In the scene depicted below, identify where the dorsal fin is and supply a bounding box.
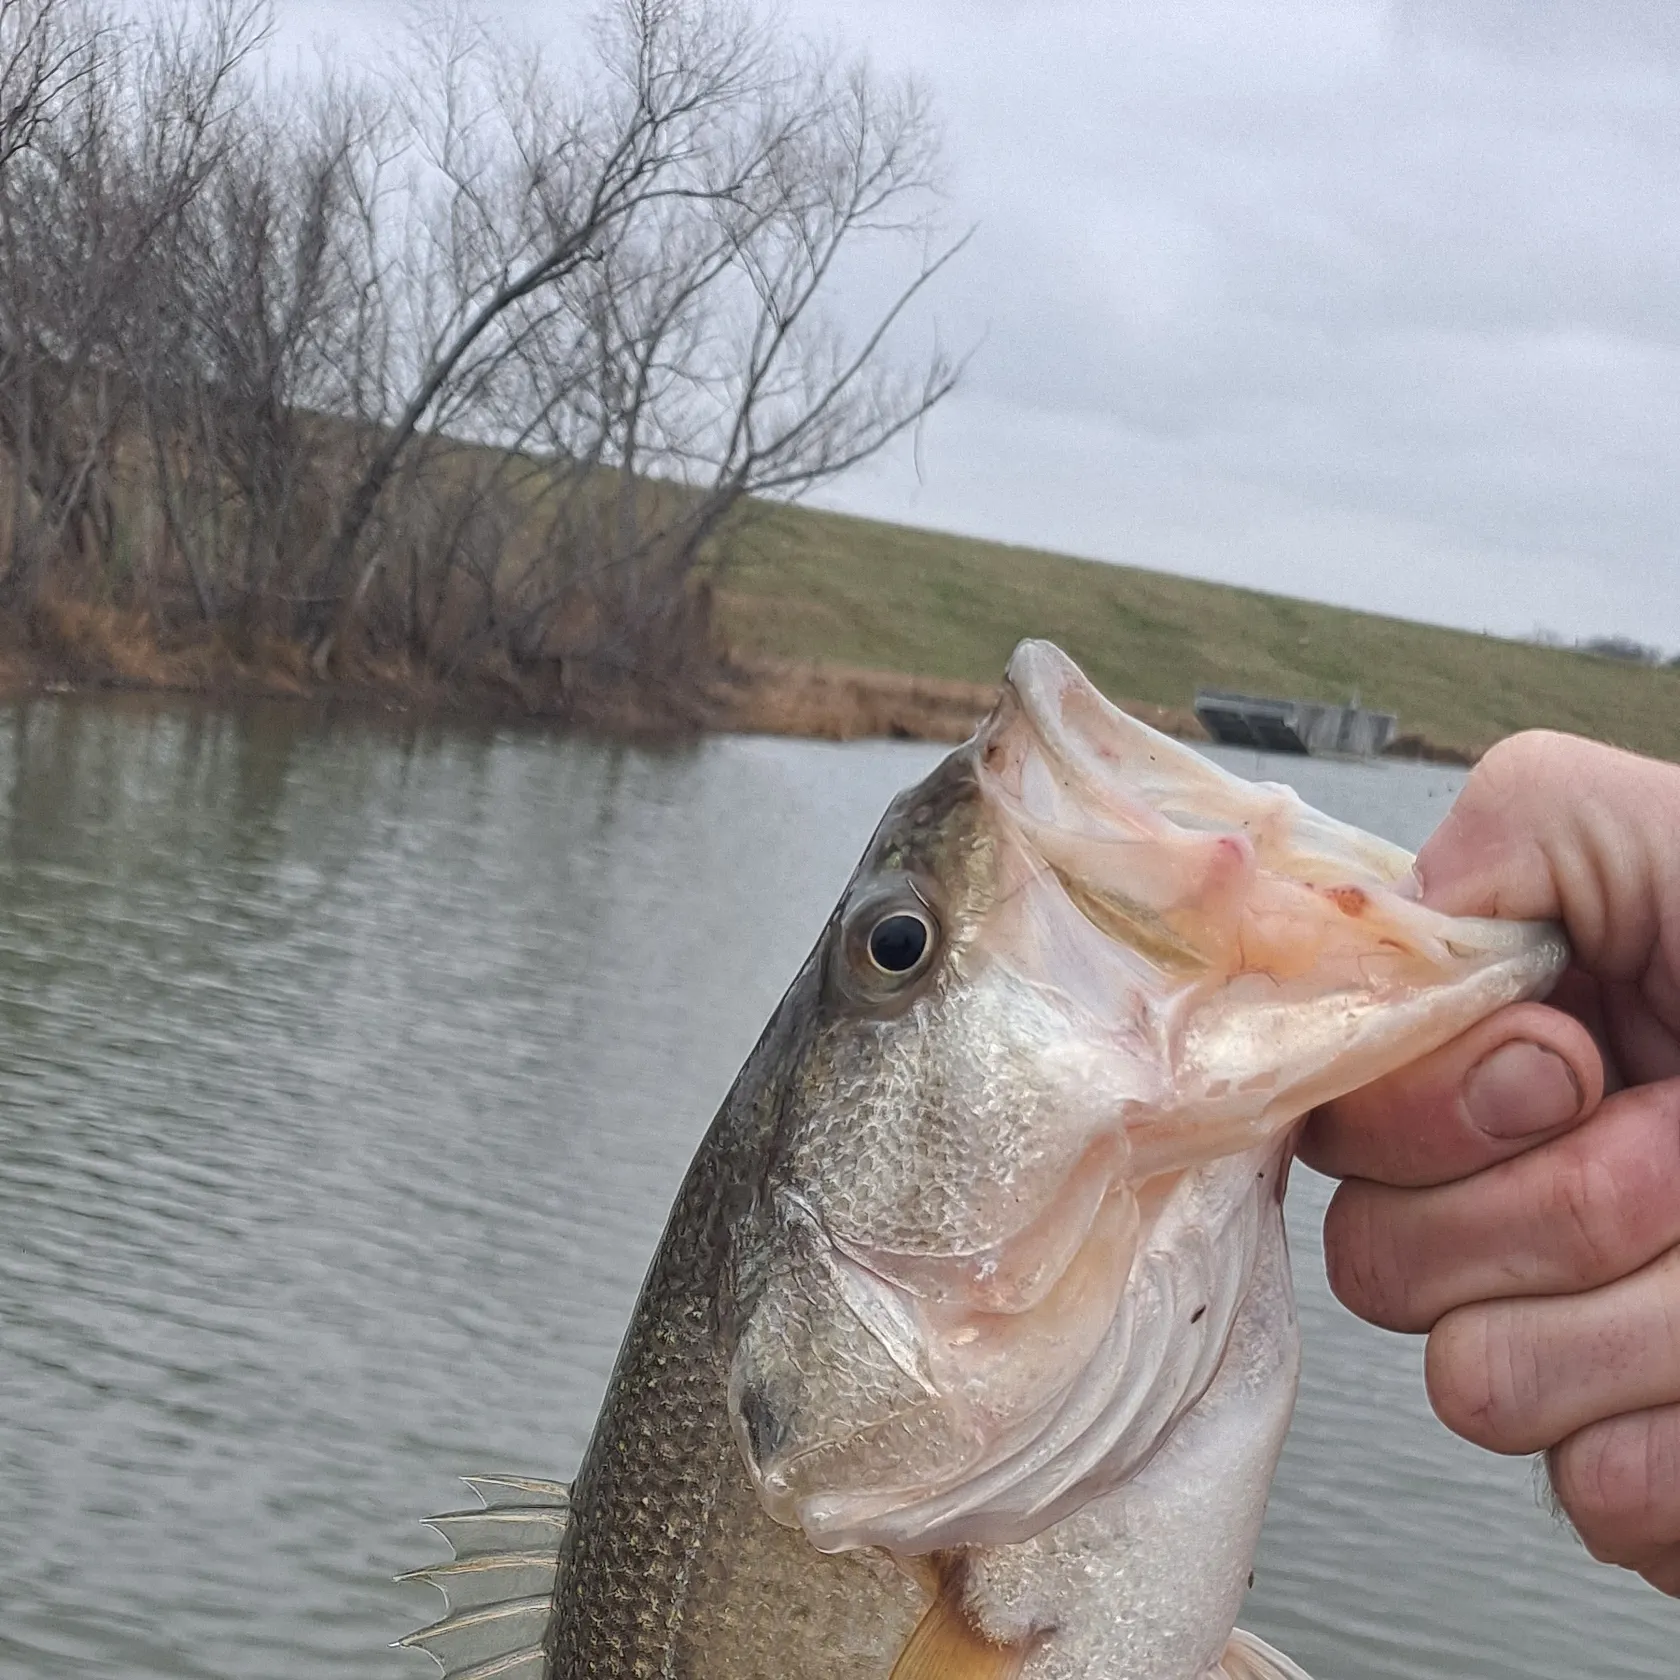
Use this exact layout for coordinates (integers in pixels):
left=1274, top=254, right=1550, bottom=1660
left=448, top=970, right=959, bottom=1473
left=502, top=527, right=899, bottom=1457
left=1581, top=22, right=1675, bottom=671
left=397, top=1475, right=570, bottom=1679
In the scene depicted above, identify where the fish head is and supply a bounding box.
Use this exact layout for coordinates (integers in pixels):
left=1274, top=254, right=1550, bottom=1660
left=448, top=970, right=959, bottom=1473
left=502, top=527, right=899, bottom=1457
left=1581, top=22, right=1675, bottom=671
left=725, top=639, right=1566, bottom=1557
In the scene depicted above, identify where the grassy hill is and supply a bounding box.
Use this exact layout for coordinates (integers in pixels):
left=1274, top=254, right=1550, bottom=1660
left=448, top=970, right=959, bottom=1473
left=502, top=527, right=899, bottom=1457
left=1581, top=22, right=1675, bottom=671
left=718, top=504, right=1680, bottom=761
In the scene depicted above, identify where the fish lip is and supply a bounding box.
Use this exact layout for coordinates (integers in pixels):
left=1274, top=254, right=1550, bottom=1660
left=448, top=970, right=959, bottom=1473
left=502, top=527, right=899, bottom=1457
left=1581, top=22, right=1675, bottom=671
left=976, top=639, right=1145, bottom=828
left=999, top=640, right=1109, bottom=765
left=999, top=639, right=1085, bottom=732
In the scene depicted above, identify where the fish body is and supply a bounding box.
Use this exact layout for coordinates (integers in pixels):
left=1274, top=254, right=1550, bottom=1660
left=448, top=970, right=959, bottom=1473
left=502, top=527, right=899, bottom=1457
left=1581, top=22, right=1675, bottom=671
left=403, top=643, right=1566, bottom=1680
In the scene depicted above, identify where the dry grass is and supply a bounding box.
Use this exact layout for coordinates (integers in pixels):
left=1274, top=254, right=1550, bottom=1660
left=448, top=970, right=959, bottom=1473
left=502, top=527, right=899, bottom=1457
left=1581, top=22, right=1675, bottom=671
left=27, top=596, right=188, bottom=686
left=715, top=655, right=1206, bottom=745
left=1, top=596, right=721, bottom=737
left=19, top=596, right=316, bottom=695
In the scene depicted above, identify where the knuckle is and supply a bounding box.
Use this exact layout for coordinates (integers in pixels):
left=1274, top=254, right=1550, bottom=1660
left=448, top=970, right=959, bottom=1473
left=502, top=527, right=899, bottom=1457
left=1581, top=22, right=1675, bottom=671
left=1550, top=1414, right=1677, bottom=1563
left=1459, top=732, right=1615, bottom=863
left=1470, top=731, right=1574, bottom=800
left=1426, top=1304, right=1541, bottom=1452
left=1541, top=1147, right=1629, bottom=1284
left=1323, top=1187, right=1413, bottom=1330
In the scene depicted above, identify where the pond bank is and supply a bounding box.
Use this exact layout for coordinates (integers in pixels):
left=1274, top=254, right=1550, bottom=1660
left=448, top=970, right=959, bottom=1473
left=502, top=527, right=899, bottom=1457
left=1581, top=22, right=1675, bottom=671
left=713, top=659, right=1473, bottom=762
left=0, top=603, right=1474, bottom=763
left=715, top=654, right=1207, bottom=746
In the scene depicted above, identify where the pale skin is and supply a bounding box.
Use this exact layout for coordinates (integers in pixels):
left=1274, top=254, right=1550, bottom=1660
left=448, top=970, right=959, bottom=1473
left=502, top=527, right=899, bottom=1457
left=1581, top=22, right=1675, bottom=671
left=1302, top=730, right=1680, bottom=1597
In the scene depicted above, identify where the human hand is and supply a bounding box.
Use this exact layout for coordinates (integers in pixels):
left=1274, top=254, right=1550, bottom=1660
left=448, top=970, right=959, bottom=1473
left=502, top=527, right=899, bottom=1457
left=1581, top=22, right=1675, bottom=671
left=1301, top=730, right=1680, bottom=1595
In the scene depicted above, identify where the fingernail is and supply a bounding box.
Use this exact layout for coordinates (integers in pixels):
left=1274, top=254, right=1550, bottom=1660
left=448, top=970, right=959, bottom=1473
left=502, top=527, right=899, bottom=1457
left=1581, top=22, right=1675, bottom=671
left=1462, top=1041, right=1582, bottom=1140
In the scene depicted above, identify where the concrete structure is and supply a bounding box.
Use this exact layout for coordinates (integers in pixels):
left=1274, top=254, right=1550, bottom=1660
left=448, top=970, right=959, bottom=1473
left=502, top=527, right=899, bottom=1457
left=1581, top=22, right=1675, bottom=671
left=1194, top=690, right=1398, bottom=757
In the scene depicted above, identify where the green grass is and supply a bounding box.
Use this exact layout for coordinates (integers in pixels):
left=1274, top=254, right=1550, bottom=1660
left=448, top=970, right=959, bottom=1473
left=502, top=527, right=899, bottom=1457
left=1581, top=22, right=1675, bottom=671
left=717, top=503, right=1680, bottom=760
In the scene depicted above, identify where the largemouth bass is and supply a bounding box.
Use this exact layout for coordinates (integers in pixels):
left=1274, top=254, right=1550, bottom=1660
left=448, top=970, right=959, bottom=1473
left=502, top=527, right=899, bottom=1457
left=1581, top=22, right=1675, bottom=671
left=401, top=641, right=1566, bottom=1680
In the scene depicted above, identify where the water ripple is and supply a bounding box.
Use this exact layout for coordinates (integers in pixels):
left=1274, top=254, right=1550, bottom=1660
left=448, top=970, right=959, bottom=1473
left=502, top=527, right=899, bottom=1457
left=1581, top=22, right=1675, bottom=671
left=0, top=698, right=1670, bottom=1677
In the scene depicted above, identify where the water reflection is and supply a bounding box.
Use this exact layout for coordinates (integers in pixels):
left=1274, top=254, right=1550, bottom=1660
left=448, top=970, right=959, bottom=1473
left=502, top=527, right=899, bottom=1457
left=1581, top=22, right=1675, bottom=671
left=0, top=699, right=1669, bottom=1679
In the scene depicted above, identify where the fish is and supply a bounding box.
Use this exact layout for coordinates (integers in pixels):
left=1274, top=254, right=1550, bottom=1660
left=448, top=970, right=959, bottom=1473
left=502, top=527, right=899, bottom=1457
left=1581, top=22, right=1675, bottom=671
left=399, top=640, right=1567, bottom=1680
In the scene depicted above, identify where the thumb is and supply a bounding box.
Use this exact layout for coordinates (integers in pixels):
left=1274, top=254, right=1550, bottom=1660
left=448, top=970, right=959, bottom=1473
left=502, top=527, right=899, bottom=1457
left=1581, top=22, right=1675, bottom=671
left=1416, top=731, right=1680, bottom=988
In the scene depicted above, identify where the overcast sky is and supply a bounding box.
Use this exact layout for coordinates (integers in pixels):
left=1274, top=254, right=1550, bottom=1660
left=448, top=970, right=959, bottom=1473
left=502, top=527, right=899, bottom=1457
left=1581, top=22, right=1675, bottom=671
left=260, top=0, right=1680, bottom=646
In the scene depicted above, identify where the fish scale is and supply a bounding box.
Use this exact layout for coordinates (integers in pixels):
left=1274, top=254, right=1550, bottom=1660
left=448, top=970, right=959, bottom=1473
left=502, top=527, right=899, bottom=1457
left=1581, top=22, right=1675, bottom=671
left=534, top=975, right=924, bottom=1678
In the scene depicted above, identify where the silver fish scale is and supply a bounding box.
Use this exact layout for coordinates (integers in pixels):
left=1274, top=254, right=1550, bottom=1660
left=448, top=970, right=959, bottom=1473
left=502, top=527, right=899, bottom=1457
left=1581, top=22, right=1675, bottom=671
left=541, top=966, right=925, bottom=1677
left=784, top=971, right=1104, bottom=1260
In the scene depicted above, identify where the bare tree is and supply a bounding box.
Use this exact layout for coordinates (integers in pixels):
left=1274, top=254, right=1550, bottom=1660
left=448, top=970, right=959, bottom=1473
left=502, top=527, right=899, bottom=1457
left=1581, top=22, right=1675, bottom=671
left=130, top=68, right=386, bottom=632
left=534, top=54, right=961, bottom=690
left=0, top=0, right=263, bottom=604
left=0, top=0, right=96, bottom=177
left=307, top=0, right=960, bottom=684
left=0, top=0, right=962, bottom=723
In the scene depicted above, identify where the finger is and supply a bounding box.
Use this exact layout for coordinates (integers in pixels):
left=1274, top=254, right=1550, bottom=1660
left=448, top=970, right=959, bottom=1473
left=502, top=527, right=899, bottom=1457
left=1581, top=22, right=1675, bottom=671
left=1637, top=1545, right=1680, bottom=1597
left=1548, top=1402, right=1680, bottom=1570
left=1425, top=1246, right=1680, bottom=1455
left=1416, top=731, right=1680, bottom=989
left=1323, top=1078, right=1680, bottom=1332
left=1300, top=1001, right=1601, bottom=1187
left=1542, top=966, right=1625, bottom=1095
left=1599, top=975, right=1680, bottom=1089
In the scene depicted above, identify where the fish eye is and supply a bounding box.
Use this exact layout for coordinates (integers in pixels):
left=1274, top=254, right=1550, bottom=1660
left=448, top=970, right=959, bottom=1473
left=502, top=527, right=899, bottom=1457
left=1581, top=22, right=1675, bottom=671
left=866, top=911, right=931, bottom=975
left=840, top=880, right=940, bottom=998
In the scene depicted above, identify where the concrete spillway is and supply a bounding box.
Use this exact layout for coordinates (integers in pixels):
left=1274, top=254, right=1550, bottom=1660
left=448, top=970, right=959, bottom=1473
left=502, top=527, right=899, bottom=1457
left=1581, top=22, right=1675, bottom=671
left=1194, top=690, right=1398, bottom=757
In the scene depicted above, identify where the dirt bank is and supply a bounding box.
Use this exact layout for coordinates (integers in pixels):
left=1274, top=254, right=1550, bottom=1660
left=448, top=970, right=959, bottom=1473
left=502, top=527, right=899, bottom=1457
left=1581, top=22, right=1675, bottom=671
left=713, top=655, right=1207, bottom=744
left=712, top=660, right=1476, bottom=763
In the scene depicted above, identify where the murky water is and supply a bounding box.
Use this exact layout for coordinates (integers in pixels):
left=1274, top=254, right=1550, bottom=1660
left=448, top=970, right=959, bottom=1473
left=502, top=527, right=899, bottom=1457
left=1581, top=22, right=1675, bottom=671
left=0, top=698, right=1671, bottom=1679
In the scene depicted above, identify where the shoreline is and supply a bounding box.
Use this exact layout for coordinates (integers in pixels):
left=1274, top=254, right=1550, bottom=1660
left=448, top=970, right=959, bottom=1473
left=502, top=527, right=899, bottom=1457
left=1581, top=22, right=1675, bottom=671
left=717, top=655, right=1209, bottom=746
left=0, top=619, right=1477, bottom=764
left=682, top=657, right=1472, bottom=763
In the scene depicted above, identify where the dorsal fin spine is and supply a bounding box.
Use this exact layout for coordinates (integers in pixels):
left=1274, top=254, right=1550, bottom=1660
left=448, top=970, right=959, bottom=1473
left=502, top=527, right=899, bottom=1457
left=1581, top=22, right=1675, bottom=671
left=396, top=1474, right=571, bottom=1679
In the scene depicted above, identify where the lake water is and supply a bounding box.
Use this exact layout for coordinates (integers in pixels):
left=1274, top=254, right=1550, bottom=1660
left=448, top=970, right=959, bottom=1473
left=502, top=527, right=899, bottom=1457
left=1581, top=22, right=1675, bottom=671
left=0, top=698, right=1672, bottom=1680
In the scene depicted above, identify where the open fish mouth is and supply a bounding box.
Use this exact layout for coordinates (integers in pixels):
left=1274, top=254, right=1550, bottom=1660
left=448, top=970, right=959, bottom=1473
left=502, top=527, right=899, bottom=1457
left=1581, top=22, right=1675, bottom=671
left=729, top=640, right=1568, bottom=1558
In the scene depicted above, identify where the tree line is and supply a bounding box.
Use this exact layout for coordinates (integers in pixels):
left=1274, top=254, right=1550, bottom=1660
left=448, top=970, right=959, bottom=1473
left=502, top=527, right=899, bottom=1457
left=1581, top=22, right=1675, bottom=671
left=0, top=0, right=959, bottom=713
left=1529, top=629, right=1678, bottom=668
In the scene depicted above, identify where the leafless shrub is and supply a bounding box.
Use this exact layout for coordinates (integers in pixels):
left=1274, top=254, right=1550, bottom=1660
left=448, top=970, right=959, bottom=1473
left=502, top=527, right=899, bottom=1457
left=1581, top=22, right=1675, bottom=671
left=303, top=0, right=961, bottom=703
left=0, top=0, right=97, bottom=175
left=0, top=0, right=263, bottom=604
left=129, top=66, right=388, bottom=633
left=0, top=0, right=962, bottom=721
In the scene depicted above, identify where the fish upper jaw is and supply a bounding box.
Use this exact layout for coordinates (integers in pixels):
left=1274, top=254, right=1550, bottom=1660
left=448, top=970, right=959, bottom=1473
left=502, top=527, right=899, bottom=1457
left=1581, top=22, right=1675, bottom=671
left=977, top=640, right=1570, bottom=1173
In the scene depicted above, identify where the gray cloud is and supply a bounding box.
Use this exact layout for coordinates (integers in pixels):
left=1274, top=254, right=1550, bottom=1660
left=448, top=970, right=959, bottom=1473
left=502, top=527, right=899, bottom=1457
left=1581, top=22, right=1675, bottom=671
left=264, top=0, right=1680, bottom=646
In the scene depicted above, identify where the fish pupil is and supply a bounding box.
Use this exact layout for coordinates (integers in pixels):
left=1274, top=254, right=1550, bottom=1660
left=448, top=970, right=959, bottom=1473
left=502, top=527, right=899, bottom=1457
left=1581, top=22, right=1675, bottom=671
left=868, top=912, right=929, bottom=973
